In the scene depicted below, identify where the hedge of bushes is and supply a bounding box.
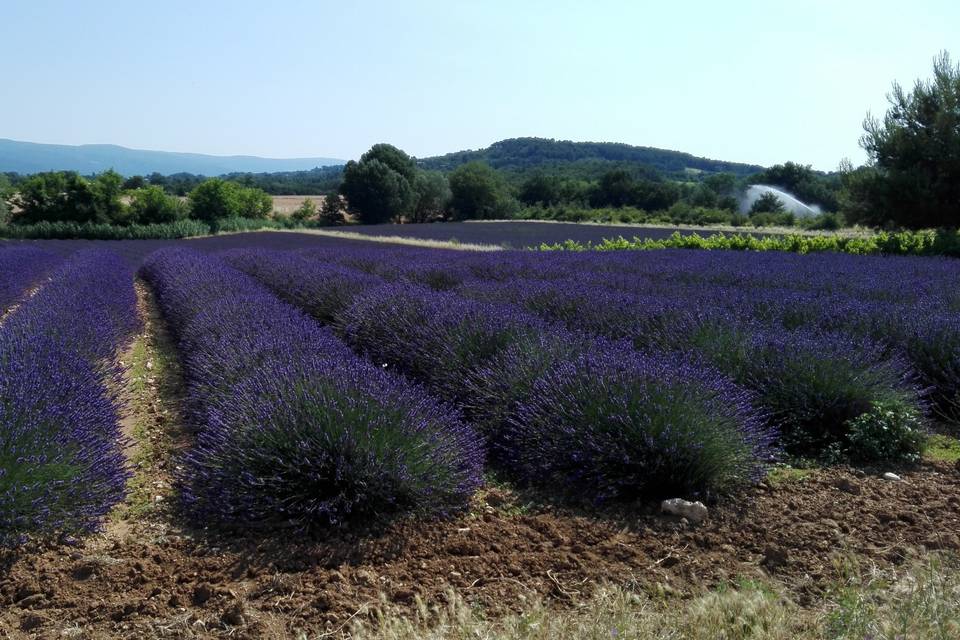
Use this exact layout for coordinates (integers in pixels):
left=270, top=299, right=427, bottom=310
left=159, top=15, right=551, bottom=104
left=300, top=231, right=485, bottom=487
left=539, top=229, right=960, bottom=257
left=140, top=248, right=483, bottom=530
left=0, top=217, right=329, bottom=240
left=0, top=250, right=137, bottom=545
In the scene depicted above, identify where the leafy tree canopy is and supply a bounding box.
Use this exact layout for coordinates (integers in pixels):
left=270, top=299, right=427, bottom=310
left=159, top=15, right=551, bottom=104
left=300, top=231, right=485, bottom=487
left=847, top=51, right=960, bottom=228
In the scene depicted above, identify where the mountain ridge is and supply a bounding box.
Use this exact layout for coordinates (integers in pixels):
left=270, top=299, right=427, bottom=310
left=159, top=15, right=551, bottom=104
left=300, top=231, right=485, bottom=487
left=0, top=138, right=345, bottom=176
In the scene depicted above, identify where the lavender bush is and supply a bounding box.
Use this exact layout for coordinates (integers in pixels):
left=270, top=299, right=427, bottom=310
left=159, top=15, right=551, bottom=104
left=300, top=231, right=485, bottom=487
left=502, top=348, right=776, bottom=501
left=140, top=248, right=483, bottom=530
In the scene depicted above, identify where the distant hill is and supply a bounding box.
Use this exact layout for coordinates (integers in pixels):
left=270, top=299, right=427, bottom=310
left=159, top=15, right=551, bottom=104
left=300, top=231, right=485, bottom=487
left=0, top=139, right=344, bottom=177
left=419, top=137, right=765, bottom=178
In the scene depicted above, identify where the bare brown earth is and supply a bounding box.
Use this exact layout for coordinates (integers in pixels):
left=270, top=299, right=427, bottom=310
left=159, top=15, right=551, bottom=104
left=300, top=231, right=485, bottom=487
left=1, top=462, right=958, bottom=638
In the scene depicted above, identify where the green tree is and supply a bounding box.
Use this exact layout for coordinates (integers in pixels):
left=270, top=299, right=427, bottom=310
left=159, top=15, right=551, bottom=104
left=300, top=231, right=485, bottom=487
left=188, top=179, right=238, bottom=221
left=128, top=185, right=187, bottom=224
left=321, top=193, right=345, bottom=225
left=850, top=51, right=960, bottom=228
left=122, top=175, right=147, bottom=190
left=340, top=156, right=414, bottom=224
left=235, top=186, right=273, bottom=218
left=750, top=192, right=786, bottom=214
left=519, top=173, right=564, bottom=206
left=12, top=172, right=96, bottom=224
left=410, top=171, right=451, bottom=222
left=90, top=170, right=127, bottom=224
left=590, top=169, right=637, bottom=208
left=292, top=198, right=317, bottom=222
left=187, top=179, right=272, bottom=221
left=0, top=175, right=11, bottom=224
left=448, top=161, right=516, bottom=220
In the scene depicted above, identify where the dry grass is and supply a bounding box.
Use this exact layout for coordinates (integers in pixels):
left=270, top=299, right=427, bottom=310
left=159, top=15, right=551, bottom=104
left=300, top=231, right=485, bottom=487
left=272, top=195, right=329, bottom=215
left=282, top=228, right=503, bottom=251
left=333, top=554, right=960, bottom=640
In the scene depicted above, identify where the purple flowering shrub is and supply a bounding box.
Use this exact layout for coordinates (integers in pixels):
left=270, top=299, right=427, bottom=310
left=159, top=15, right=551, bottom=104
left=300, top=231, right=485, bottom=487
left=140, top=248, right=483, bottom=530
left=691, top=323, right=926, bottom=461
left=244, top=255, right=776, bottom=499
left=222, top=249, right=382, bottom=324
left=336, top=283, right=546, bottom=404
left=0, top=246, right=60, bottom=314
left=502, top=349, right=776, bottom=501
left=0, top=250, right=136, bottom=545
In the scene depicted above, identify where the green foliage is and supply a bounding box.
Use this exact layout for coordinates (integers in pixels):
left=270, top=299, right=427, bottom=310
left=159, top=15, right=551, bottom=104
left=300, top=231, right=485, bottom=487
left=515, top=203, right=836, bottom=229
left=847, top=51, right=960, bottom=228
left=845, top=401, right=926, bottom=464
left=448, top=161, right=517, bottom=220
left=321, top=193, right=346, bottom=225
left=420, top=136, right=765, bottom=178
left=0, top=175, right=11, bottom=224
left=340, top=145, right=418, bottom=224
left=11, top=170, right=127, bottom=225
left=518, top=173, right=587, bottom=207
left=749, top=192, right=786, bottom=214
left=0, top=219, right=211, bottom=240
left=749, top=162, right=840, bottom=211
left=925, top=434, right=960, bottom=462
left=187, top=178, right=272, bottom=221
left=128, top=185, right=188, bottom=224
left=410, top=171, right=451, bottom=223
left=538, top=229, right=960, bottom=257
left=291, top=197, right=317, bottom=221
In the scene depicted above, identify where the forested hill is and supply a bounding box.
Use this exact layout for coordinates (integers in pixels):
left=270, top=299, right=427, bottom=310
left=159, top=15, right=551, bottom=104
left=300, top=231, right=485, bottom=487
left=418, top=137, right=766, bottom=178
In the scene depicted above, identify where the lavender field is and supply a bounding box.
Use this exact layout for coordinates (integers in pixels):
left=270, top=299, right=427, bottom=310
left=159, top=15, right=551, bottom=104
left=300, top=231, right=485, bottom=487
left=1, top=235, right=959, bottom=636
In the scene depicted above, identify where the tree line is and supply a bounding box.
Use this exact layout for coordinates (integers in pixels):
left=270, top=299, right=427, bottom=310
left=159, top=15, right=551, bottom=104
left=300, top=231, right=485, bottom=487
left=0, top=172, right=347, bottom=227
left=3, top=52, right=957, bottom=231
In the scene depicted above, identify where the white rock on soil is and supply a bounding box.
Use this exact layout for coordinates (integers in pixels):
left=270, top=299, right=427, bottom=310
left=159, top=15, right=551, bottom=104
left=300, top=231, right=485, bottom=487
left=661, top=498, right=708, bottom=524
left=882, top=472, right=902, bottom=482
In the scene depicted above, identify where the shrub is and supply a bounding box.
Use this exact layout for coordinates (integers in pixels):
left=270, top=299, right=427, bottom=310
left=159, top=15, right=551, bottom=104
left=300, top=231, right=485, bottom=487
left=188, top=179, right=272, bottom=222
left=0, top=219, right=211, bottom=240
left=128, top=185, right=187, bottom=224
left=321, top=193, right=346, bottom=225
left=537, top=229, right=960, bottom=258
left=336, top=283, right=545, bottom=403
left=845, top=401, right=926, bottom=464
left=140, top=249, right=483, bottom=530
left=696, top=326, right=925, bottom=461
left=223, top=250, right=381, bottom=324
left=291, top=198, right=317, bottom=221
left=502, top=349, right=776, bottom=501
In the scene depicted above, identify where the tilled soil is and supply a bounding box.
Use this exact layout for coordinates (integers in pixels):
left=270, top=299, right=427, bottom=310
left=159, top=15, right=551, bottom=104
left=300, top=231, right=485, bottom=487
left=1, top=462, right=958, bottom=639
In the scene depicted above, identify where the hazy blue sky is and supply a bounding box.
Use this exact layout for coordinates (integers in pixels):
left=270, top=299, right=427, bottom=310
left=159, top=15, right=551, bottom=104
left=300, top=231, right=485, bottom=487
left=1, top=0, right=956, bottom=169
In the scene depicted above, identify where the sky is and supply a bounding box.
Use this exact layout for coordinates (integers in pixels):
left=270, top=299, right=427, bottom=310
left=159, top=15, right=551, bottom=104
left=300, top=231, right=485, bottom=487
left=1, top=0, right=957, bottom=170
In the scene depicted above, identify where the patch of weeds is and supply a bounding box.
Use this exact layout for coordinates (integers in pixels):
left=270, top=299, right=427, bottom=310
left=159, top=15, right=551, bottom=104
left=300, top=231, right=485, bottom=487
left=766, top=465, right=814, bottom=488
left=925, top=434, right=960, bottom=463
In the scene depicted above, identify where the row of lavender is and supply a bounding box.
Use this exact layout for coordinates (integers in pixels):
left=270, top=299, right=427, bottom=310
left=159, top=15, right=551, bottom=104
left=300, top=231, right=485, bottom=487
left=0, top=246, right=61, bottom=315
left=223, top=250, right=775, bottom=506
left=0, top=249, right=137, bottom=545
left=278, top=246, right=945, bottom=463
left=139, top=249, right=483, bottom=530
